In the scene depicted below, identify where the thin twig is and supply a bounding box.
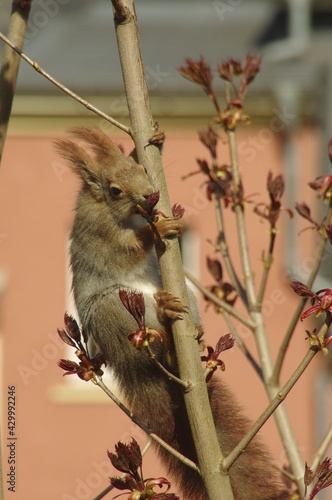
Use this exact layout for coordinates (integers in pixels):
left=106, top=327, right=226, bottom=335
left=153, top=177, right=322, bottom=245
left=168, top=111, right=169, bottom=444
left=146, top=344, right=189, bottom=390
left=0, top=31, right=131, bottom=136
left=272, top=198, right=332, bottom=386
left=214, top=196, right=248, bottom=307
left=222, top=346, right=318, bottom=472
left=184, top=267, right=254, bottom=329
left=271, top=462, right=296, bottom=483
left=93, top=375, right=200, bottom=474
left=222, top=310, right=263, bottom=380
left=272, top=297, right=306, bottom=384
left=93, top=485, right=113, bottom=500
left=310, top=422, right=332, bottom=475
left=228, top=130, right=257, bottom=310
left=257, top=231, right=276, bottom=306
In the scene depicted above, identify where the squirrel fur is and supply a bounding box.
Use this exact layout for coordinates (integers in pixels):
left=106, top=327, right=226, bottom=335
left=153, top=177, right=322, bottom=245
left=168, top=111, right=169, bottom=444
left=55, top=127, right=288, bottom=499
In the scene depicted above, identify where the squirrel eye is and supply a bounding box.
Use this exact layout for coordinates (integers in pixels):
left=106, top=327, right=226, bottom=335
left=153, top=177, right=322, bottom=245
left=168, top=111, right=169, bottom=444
left=109, top=185, right=123, bottom=198
left=143, top=166, right=148, bottom=174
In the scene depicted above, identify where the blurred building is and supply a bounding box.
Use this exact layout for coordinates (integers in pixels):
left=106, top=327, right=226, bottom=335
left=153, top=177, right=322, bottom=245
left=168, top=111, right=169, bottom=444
left=0, top=1, right=332, bottom=499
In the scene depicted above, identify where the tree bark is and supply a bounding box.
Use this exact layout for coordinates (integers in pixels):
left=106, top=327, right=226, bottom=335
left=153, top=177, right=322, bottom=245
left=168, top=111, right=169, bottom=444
left=112, top=1, right=234, bottom=498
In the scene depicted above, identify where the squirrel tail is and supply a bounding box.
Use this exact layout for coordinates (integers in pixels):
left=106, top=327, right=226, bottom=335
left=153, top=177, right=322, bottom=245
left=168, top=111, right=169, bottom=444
left=130, top=377, right=289, bottom=500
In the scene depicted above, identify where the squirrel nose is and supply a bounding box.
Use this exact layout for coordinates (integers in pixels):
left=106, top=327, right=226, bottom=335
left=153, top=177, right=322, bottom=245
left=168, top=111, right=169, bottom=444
left=143, top=188, right=154, bottom=199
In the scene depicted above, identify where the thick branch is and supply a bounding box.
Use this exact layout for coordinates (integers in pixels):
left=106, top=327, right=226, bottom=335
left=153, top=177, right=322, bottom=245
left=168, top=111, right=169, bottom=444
left=112, top=2, right=234, bottom=497
left=0, top=32, right=130, bottom=136
left=0, top=1, right=31, bottom=163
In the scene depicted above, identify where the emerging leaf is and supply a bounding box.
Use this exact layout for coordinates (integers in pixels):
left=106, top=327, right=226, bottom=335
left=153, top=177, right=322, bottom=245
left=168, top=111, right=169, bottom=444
left=177, top=56, right=213, bottom=94
left=108, top=439, right=142, bottom=476
left=290, top=280, right=315, bottom=298
left=207, top=257, right=223, bottom=284
left=304, top=458, right=332, bottom=499
left=242, top=53, right=262, bottom=84
left=64, top=314, right=82, bottom=343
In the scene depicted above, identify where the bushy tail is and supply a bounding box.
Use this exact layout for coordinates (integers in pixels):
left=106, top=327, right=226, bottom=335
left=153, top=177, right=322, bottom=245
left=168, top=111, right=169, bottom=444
left=130, top=377, right=289, bottom=500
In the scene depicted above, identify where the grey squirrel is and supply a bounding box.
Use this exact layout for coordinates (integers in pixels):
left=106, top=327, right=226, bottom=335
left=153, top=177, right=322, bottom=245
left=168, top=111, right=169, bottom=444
left=55, top=127, right=288, bottom=499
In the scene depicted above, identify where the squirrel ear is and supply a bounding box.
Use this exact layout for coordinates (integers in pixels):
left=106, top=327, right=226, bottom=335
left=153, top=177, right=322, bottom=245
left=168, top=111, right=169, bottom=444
left=54, top=138, right=103, bottom=200
left=69, top=127, right=123, bottom=162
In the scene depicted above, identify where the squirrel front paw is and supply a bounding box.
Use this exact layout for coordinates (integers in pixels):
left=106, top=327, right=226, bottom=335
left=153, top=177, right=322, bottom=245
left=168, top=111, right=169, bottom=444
left=154, top=217, right=182, bottom=240
left=154, top=290, right=188, bottom=321
left=148, top=122, right=165, bottom=148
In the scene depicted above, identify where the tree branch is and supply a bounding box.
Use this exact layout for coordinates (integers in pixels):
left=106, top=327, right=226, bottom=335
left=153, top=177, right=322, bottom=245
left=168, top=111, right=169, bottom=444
left=257, top=232, right=276, bottom=306
left=228, top=130, right=257, bottom=310
left=94, top=376, right=199, bottom=474
left=227, top=126, right=306, bottom=495
left=214, top=196, right=248, bottom=307
left=184, top=267, right=262, bottom=378
left=310, top=422, right=332, bottom=476
left=146, top=344, right=189, bottom=390
left=222, top=346, right=319, bottom=472
left=222, top=310, right=263, bottom=379
left=184, top=267, right=255, bottom=329
left=0, top=31, right=131, bottom=136
left=0, top=1, right=31, bottom=163
left=272, top=197, right=332, bottom=386
left=112, top=2, right=234, bottom=497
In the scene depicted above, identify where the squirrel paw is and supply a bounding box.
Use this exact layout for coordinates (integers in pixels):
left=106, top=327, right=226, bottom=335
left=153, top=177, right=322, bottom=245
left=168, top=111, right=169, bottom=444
left=155, top=217, right=182, bottom=240
left=148, top=122, right=165, bottom=147
left=195, top=324, right=205, bottom=342
left=154, top=290, right=188, bottom=321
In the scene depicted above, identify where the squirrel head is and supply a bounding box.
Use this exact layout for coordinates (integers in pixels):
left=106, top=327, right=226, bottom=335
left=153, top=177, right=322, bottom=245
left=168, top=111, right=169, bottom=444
left=55, top=127, right=154, bottom=225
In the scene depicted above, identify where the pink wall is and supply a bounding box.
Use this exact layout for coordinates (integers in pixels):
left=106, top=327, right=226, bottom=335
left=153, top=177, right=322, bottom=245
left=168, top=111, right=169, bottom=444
left=0, top=127, right=329, bottom=499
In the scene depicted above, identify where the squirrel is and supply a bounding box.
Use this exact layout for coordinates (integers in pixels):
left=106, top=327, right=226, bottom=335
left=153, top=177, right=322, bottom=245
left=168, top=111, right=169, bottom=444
left=55, top=127, right=288, bottom=499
